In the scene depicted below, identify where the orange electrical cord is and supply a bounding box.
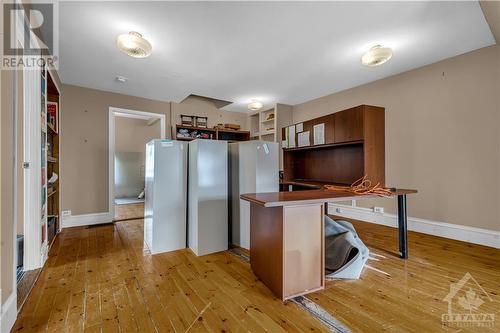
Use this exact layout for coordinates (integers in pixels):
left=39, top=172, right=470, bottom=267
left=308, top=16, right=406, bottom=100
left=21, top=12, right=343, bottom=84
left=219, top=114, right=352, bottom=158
left=324, top=175, right=393, bottom=197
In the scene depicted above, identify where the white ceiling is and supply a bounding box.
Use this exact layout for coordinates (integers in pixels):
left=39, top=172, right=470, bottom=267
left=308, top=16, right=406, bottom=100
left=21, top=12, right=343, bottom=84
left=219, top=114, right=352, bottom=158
left=58, top=1, right=495, bottom=112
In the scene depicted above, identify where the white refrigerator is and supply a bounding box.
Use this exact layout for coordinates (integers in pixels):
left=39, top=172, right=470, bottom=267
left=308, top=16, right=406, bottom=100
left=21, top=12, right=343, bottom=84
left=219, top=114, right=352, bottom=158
left=229, top=141, right=279, bottom=249
left=188, top=139, right=228, bottom=256
left=144, top=139, right=188, bottom=254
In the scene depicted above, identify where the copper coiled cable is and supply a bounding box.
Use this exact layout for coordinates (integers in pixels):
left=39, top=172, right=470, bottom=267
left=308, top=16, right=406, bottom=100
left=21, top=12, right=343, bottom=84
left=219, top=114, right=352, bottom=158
left=324, top=175, right=393, bottom=197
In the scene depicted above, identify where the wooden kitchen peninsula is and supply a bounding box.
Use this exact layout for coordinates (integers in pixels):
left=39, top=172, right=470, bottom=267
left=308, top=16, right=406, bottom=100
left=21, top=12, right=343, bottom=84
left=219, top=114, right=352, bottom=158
left=240, top=187, right=417, bottom=301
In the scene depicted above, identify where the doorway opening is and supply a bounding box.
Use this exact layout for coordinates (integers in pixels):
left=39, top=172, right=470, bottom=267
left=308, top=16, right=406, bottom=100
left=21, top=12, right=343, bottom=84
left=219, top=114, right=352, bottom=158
left=109, top=107, right=165, bottom=221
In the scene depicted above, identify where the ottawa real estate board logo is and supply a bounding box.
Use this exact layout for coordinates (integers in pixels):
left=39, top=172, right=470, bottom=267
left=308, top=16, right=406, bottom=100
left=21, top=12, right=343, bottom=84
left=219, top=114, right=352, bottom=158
left=442, top=272, right=495, bottom=328
left=2, top=2, right=58, bottom=69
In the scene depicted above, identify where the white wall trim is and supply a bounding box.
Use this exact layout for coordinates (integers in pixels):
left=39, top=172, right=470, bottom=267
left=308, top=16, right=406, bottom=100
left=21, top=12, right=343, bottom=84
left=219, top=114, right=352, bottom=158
left=108, top=107, right=166, bottom=220
left=329, top=203, right=500, bottom=249
left=0, top=291, right=17, bottom=333
left=62, top=212, right=113, bottom=228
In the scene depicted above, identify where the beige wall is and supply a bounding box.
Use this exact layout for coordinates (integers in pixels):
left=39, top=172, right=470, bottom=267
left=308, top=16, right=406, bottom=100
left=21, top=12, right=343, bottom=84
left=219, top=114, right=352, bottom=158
left=292, top=45, right=500, bottom=231
left=480, top=0, right=500, bottom=43
left=61, top=85, right=171, bottom=215
left=1, top=69, right=15, bottom=304
left=115, top=117, right=160, bottom=153
left=171, top=95, right=249, bottom=134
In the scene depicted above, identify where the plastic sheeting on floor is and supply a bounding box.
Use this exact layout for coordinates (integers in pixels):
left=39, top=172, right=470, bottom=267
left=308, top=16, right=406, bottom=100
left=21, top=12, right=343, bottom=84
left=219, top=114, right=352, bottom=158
left=325, top=216, right=369, bottom=279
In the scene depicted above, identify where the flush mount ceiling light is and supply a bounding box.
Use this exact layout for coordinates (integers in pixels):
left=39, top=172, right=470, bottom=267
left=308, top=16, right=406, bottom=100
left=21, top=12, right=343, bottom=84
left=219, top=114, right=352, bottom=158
left=116, top=31, right=152, bottom=58
left=115, top=75, right=128, bottom=83
left=361, top=45, right=393, bottom=67
left=247, top=100, right=264, bottom=111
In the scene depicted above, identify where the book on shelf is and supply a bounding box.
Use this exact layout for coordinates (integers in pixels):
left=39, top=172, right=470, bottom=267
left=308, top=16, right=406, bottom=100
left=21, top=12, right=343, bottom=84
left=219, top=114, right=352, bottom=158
left=47, top=102, right=58, bottom=133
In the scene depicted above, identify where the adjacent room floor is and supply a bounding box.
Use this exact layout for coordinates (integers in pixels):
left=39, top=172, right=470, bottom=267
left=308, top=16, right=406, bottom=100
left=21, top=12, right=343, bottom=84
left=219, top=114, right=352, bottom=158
left=12, top=216, right=499, bottom=332
left=114, top=198, right=145, bottom=206
left=114, top=203, right=145, bottom=221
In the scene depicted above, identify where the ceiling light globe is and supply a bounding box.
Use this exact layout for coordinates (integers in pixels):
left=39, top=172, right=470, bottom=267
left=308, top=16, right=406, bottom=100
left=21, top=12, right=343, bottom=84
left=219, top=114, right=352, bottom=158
left=248, top=101, right=263, bottom=111
left=361, top=45, right=393, bottom=67
left=117, top=31, right=152, bottom=58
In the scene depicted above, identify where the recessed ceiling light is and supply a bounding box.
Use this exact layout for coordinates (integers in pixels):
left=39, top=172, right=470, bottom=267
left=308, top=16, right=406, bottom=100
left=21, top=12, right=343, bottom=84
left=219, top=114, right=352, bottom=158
left=361, top=45, right=393, bottom=67
left=248, top=100, right=263, bottom=111
left=116, top=31, right=152, bottom=58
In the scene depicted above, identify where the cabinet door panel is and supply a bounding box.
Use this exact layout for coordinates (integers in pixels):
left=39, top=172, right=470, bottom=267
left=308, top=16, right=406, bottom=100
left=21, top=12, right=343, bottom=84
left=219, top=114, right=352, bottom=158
left=334, top=107, right=364, bottom=143
left=283, top=204, right=324, bottom=300
left=310, top=114, right=335, bottom=145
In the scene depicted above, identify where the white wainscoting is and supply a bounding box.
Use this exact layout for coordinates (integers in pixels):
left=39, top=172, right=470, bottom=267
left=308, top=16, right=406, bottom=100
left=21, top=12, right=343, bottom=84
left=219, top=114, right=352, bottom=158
left=0, top=291, right=17, bottom=333
left=62, top=212, right=113, bottom=228
left=328, top=203, right=500, bottom=249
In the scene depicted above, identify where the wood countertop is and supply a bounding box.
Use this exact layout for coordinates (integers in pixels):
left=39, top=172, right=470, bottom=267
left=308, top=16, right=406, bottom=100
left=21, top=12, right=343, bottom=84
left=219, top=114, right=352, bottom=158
left=241, top=184, right=417, bottom=208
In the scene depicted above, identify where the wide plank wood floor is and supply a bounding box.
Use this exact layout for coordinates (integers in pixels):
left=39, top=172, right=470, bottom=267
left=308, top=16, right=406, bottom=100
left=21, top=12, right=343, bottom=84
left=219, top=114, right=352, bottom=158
left=12, top=215, right=500, bottom=332
left=315, top=217, right=500, bottom=332
left=12, top=219, right=327, bottom=333
left=114, top=203, right=144, bottom=221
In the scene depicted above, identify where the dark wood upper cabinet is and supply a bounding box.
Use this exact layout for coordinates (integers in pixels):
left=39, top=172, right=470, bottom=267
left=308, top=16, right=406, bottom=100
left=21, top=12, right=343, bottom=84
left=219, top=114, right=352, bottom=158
left=334, top=106, right=364, bottom=143
left=282, top=104, right=385, bottom=187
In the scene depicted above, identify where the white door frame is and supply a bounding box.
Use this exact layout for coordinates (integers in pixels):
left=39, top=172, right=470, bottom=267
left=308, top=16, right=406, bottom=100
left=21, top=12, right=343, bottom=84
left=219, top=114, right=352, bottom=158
left=108, top=107, right=166, bottom=220
left=21, top=15, right=43, bottom=272
left=23, top=66, right=46, bottom=271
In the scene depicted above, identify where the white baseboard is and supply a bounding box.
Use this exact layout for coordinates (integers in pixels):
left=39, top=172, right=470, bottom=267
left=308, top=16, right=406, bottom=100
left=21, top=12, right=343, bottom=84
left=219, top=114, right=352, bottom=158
left=0, top=291, right=17, bottom=333
left=328, top=203, right=500, bottom=249
left=62, top=212, right=113, bottom=228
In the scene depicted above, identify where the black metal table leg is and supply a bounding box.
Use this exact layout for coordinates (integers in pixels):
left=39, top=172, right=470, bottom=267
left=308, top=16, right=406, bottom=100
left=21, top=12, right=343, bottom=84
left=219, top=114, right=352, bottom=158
left=397, top=194, right=408, bottom=259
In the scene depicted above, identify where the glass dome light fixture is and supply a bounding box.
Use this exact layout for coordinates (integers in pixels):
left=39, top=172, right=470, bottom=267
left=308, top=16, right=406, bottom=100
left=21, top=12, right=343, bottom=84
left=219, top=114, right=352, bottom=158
left=248, top=100, right=264, bottom=111
left=116, top=31, right=152, bottom=58
left=361, top=45, right=393, bottom=67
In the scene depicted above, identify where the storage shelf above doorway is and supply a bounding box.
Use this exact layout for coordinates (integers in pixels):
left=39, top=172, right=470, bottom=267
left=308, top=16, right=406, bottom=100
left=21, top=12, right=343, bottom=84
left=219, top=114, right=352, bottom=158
left=175, top=124, right=250, bottom=142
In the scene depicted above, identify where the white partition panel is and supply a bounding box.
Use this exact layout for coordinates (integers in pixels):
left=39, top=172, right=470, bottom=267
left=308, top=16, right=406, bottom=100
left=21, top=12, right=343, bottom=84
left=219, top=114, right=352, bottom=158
left=229, top=141, right=279, bottom=249
left=144, top=140, right=187, bottom=254
left=188, top=140, right=228, bottom=256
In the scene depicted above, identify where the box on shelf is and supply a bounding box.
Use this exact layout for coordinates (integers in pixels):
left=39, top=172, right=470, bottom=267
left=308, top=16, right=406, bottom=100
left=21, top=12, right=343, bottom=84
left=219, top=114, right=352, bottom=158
left=194, top=116, right=208, bottom=128
left=224, top=123, right=241, bottom=130
left=180, top=114, right=194, bottom=126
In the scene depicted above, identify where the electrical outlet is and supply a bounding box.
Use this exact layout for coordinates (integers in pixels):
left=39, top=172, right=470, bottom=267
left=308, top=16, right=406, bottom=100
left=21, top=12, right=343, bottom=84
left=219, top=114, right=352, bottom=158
left=373, top=207, right=384, bottom=214
left=62, top=210, right=72, bottom=217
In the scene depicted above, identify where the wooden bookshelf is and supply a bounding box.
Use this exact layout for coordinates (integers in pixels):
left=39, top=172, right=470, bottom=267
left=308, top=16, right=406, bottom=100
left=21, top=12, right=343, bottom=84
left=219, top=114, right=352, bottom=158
left=46, top=71, right=60, bottom=246
left=216, top=128, right=250, bottom=142
left=282, top=105, right=385, bottom=186
left=175, top=124, right=250, bottom=142
left=175, top=124, right=216, bottom=140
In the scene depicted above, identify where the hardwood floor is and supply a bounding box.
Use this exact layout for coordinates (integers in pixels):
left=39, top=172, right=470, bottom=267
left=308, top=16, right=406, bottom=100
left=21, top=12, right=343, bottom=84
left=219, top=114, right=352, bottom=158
left=315, top=217, right=500, bottom=332
left=114, top=203, right=144, bottom=221
left=12, top=216, right=499, bottom=332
